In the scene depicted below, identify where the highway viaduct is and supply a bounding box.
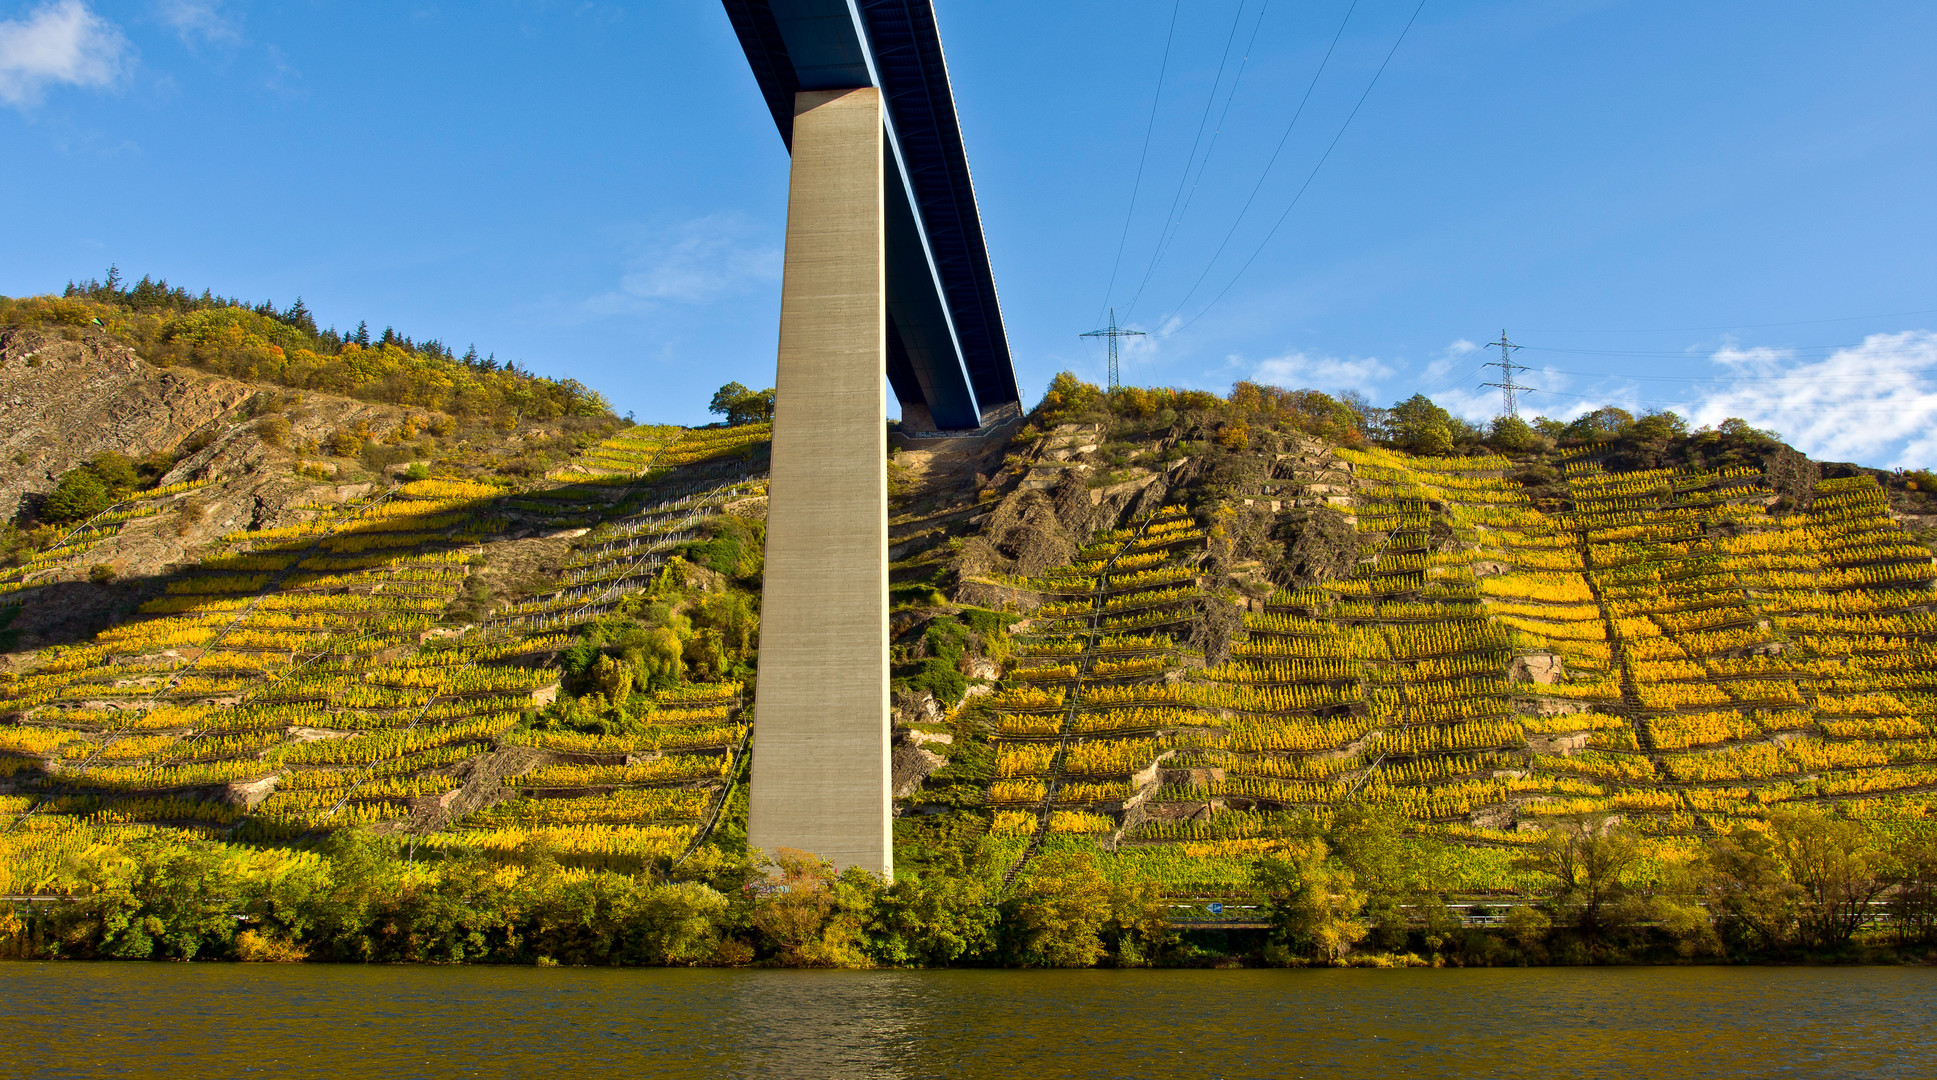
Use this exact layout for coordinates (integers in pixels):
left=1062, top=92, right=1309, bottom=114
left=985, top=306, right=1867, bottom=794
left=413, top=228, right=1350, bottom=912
left=721, top=0, right=1020, bottom=877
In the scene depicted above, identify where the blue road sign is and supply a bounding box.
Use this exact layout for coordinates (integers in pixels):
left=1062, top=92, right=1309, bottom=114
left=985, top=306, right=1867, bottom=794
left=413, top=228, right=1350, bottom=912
left=1208, top=902, right=1224, bottom=916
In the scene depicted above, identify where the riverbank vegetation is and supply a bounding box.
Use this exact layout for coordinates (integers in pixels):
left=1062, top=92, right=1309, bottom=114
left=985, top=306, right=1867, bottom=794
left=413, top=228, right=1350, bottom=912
left=1, top=805, right=1929, bottom=967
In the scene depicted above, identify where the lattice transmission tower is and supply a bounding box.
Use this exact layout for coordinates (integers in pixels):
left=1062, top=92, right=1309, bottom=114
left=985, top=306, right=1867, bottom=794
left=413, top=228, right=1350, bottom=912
left=1481, top=329, right=1535, bottom=418
left=1081, top=308, right=1145, bottom=390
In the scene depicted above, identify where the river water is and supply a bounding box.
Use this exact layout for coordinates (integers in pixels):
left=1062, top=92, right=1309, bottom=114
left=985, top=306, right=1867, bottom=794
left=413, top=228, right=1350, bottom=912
left=1, top=964, right=1931, bottom=1079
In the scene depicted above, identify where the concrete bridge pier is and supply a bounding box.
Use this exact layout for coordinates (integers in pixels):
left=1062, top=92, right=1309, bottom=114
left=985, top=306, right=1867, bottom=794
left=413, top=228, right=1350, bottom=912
left=746, top=87, right=893, bottom=880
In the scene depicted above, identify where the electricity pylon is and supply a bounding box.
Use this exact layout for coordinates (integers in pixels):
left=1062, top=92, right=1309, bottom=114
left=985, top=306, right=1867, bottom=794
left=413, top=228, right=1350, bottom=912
left=1081, top=308, right=1145, bottom=390
left=1481, top=329, right=1534, bottom=418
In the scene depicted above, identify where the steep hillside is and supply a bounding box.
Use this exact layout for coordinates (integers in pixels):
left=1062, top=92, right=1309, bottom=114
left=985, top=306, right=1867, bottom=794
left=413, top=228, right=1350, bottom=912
left=0, top=334, right=770, bottom=873
left=4, top=318, right=1936, bottom=963
left=0, top=323, right=624, bottom=657
left=0, top=327, right=250, bottom=523
left=877, top=387, right=1937, bottom=889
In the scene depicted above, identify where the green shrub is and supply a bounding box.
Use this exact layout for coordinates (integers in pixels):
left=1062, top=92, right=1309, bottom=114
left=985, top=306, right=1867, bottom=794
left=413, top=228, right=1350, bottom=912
left=890, top=582, right=948, bottom=609
left=1486, top=414, right=1544, bottom=453
left=674, top=517, right=762, bottom=580
left=39, top=469, right=111, bottom=524
left=359, top=442, right=411, bottom=472
left=37, top=451, right=154, bottom=524
left=895, top=619, right=971, bottom=704
left=957, top=607, right=1015, bottom=637
left=87, top=452, right=139, bottom=493
left=631, top=626, right=685, bottom=688
left=677, top=538, right=743, bottom=578
left=588, top=653, right=634, bottom=703
left=908, top=656, right=966, bottom=706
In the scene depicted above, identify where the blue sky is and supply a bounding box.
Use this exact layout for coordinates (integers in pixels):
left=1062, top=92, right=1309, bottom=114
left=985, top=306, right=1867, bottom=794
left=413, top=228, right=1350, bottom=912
left=3, top=1, right=1934, bottom=467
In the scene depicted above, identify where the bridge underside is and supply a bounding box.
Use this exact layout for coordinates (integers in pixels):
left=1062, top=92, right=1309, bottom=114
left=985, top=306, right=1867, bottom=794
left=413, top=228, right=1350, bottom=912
left=723, top=0, right=1018, bottom=432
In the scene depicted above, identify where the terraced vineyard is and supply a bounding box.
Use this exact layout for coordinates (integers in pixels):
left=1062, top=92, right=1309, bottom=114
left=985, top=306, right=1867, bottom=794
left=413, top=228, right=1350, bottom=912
left=970, top=441, right=1937, bottom=896
left=0, top=476, right=218, bottom=602
left=5, top=397, right=1934, bottom=908
left=0, top=421, right=769, bottom=889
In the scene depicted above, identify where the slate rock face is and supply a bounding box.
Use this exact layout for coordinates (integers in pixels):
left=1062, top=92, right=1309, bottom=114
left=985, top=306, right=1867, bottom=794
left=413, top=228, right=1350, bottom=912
left=891, top=742, right=945, bottom=798
left=1183, top=594, right=1245, bottom=668
left=1275, top=506, right=1359, bottom=585
left=0, top=328, right=250, bottom=521
left=1509, top=652, right=1565, bottom=685
left=0, top=326, right=523, bottom=655
left=1761, top=446, right=1821, bottom=512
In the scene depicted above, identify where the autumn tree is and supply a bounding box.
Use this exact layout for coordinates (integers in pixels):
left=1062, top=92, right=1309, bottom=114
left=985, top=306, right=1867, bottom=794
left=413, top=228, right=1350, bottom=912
left=1705, top=825, right=1802, bottom=951
left=1518, top=820, right=1644, bottom=945
left=1254, top=837, right=1367, bottom=963
left=1766, top=809, right=1886, bottom=949
left=1002, top=849, right=1115, bottom=967
left=749, top=848, right=875, bottom=967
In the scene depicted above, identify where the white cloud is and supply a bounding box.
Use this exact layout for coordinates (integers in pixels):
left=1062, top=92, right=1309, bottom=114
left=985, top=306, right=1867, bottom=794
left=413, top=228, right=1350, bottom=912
left=156, top=0, right=239, bottom=44
left=1251, top=350, right=1392, bottom=395
left=1688, top=331, right=1937, bottom=468
left=1522, top=387, right=1639, bottom=424
left=1118, top=330, right=1160, bottom=369
left=0, top=0, right=127, bottom=107
left=588, top=214, right=781, bottom=312
left=1437, top=385, right=1504, bottom=423
left=1419, top=337, right=1479, bottom=387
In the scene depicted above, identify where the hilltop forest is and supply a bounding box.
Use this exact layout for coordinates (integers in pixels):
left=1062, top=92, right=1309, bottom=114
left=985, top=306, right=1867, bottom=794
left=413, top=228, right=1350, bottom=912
left=2, top=280, right=1935, bottom=968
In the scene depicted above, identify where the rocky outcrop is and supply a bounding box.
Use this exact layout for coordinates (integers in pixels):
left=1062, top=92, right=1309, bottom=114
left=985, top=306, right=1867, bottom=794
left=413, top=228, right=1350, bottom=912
left=891, top=741, right=945, bottom=798
left=952, top=424, right=1192, bottom=601
left=222, top=773, right=280, bottom=809
left=390, top=745, right=547, bottom=835
left=0, top=328, right=253, bottom=521
left=0, top=328, right=516, bottom=653
left=892, top=689, right=945, bottom=727
left=1761, top=446, right=1821, bottom=512
left=1273, top=506, right=1360, bottom=585
left=1183, top=593, right=1245, bottom=667
left=1508, top=652, right=1565, bottom=685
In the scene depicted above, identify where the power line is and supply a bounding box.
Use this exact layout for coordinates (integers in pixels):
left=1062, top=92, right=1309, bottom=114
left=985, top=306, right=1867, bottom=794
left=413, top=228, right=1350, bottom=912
left=1525, top=387, right=1937, bottom=414
left=1510, top=308, right=1937, bottom=334
left=1419, top=361, right=1490, bottom=401
left=1480, top=329, right=1533, bottom=417
left=1518, top=342, right=1865, bottom=359
left=1125, top=0, right=1255, bottom=320
left=1096, top=0, right=1185, bottom=328
left=1533, top=364, right=1937, bottom=384
left=1157, top=0, right=1361, bottom=327
left=1081, top=308, right=1147, bottom=390
left=1135, top=0, right=1276, bottom=321
left=1168, top=0, right=1429, bottom=333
